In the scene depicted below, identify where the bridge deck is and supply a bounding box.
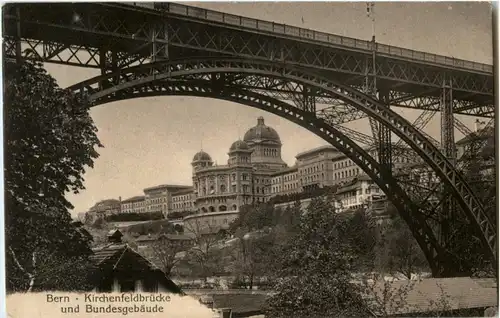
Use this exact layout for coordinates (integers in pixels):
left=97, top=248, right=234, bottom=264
left=129, top=2, right=492, bottom=75
left=2, top=2, right=494, bottom=115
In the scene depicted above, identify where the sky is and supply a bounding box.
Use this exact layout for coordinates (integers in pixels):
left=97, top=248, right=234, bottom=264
left=42, top=2, right=493, bottom=216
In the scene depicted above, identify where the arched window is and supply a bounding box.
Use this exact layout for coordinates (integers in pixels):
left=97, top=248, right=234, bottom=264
left=219, top=205, right=227, bottom=212
left=232, top=204, right=237, bottom=211
left=220, top=184, right=226, bottom=193
left=201, top=207, right=208, bottom=213
left=208, top=206, right=215, bottom=212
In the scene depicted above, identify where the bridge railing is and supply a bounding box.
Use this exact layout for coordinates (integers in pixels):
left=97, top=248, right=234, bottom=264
left=127, top=2, right=492, bottom=74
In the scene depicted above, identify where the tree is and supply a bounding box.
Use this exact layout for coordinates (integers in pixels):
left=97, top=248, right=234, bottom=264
left=266, top=196, right=371, bottom=317
left=339, top=208, right=378, bottom=271
left=229, top=203, right=275, bottom=233
left=147, top=236, right=188, bottom=277
left=230, top=231, right=275, bottom=289
left=183, top=219, right=225, bottom=282
left=377, top=216, right=428, bottom=279
left=4, top=60, right=102, bottom=292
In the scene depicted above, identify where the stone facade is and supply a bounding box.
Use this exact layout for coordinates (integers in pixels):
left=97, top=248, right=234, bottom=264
left=120, top=195, right=146, bottom=214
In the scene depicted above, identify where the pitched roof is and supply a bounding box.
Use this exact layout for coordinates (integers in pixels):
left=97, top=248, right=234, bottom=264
left=107, top=229, right=123, bottom=236
left=90, top=243, right=184, bottom=294
left=361, top=277, right=497, bottom=316
left=90, top=244, right=128, bottom=265
left=212, top=293, right=268, bottom=315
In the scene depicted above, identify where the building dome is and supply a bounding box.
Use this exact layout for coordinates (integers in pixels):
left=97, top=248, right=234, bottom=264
left=229, top=140, right=250, bottom=151
left=192, top=150, right=212, bottom=162
left=243, top=117, right=281, bottom=143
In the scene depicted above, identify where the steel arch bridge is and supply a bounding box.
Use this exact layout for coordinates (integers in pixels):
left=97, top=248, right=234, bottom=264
left=3, top=2, right=496, bottom=276
left=67, top=57, right=496, bottom=276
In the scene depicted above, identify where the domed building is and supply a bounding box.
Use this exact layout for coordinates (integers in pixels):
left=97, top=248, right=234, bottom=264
left=192, top=117, right=288, bottom=209
left=183, top=117, right=289, bottom=236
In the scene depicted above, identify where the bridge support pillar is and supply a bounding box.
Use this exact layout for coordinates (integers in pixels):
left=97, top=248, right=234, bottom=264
left=302, top=87, right=316, bottom=114
left=365, top=40, right=380, bottom=148
left=150, top=23, right=169, bottom=62
left=379, top=89, right=393, bottom=176
left=365, top=38, right=392, bottom=175
left=439, top=79, right=456, bottom=248
left=98, top=49, right=119, bottom=90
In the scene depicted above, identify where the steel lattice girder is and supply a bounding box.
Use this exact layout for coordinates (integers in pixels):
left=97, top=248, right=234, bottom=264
left=68, top=57, right=496, bottom=265
left=83, top=79, right=449, bottom=275
left=2, top=2, right=494, bottom=116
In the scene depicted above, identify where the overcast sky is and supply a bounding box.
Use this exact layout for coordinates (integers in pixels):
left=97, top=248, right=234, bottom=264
left=43, top=2, right=493, bottom=215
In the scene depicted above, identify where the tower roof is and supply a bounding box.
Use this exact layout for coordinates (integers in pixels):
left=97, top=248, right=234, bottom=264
left=192, top=150, right=212, bottom=162
left=229, top=140, right=251, bottom=152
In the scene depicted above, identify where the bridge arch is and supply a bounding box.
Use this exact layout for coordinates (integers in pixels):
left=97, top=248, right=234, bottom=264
left=70, top=57, right=496, bottom=273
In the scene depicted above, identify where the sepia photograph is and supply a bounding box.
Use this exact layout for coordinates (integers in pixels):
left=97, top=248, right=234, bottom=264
left=2, top=1, right=497, bottom=317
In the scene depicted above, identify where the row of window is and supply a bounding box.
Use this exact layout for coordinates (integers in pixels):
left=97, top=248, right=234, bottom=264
left=122, top=208, right=147, bottom=213
left=337, top=187, right=380, bottom=200
left=262, top=148, right=279, bottom=157
left=199, top=205, right=236, bottom=213
left=121, top=201, right=145, bottom=209
left=334, top=168, right=360, bottom=180
left=229, top=155, right=251, bottom=163
left=271, top=173, right=298, bottom=184
left=302, top=173, right=324, bottom=184
left=271, top=182, right=299, bottom=193
left=199, top=184, right=255, bottom=196
left=172, top=202, right=194, bottom=210
left=203, top=218, right=229, bottom=225
left=300, top=163, right=326, bottom=175
left=333, top=160, right=355, bottom=169
left=147, top=197, right=166, bottom=204
left=172, top=195, right=190, bottom=202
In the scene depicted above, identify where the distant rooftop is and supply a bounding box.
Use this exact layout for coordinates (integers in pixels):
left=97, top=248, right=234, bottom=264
left=171, top=187, right=194, bottom=196
left=295, top=145, right=338, bottom=158
left=271, top=165, right=298, bottom=176
left=143, top=184, right=192, bottom=192
left=121, top=195, right=145, bottom=203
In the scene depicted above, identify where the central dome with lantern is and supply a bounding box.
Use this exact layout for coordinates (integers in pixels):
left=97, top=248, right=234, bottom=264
left=242, top=116, right=286, bottom=170
left=243, top=116, right=281, bottom=145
